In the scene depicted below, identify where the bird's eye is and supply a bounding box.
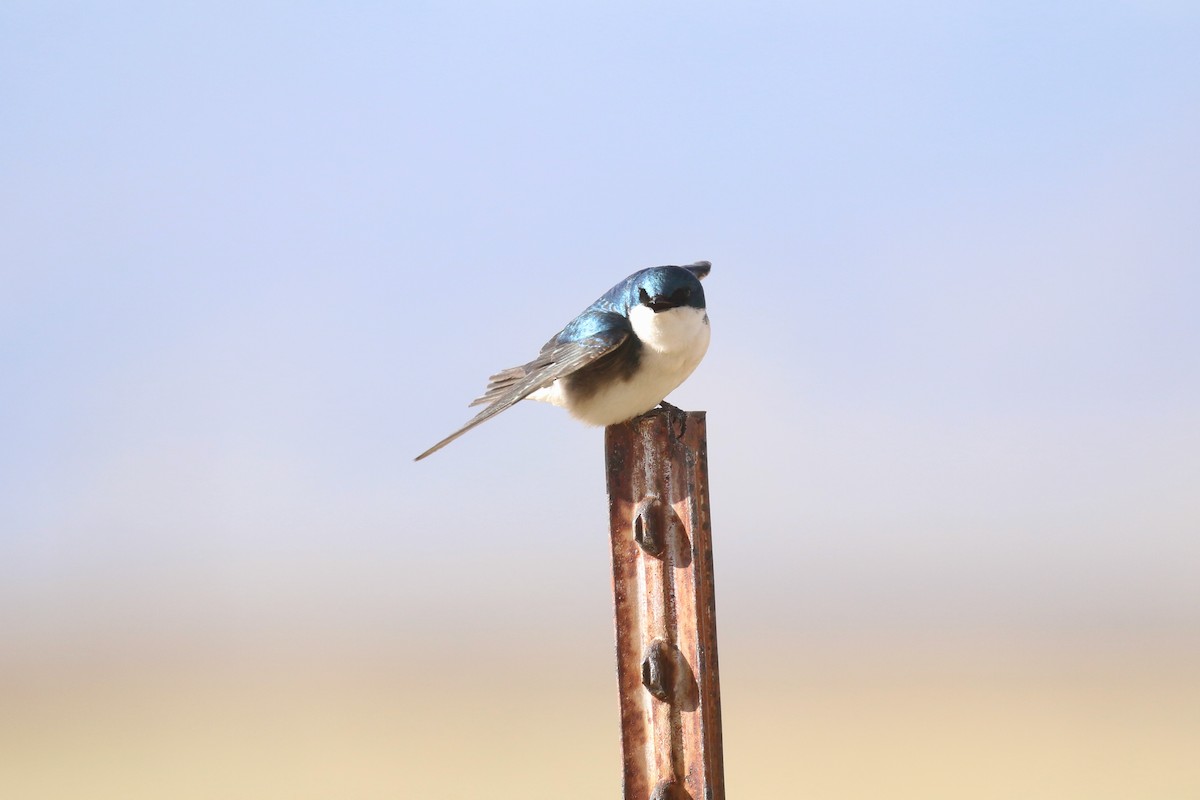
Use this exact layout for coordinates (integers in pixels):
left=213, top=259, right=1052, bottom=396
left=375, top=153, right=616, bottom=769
left=639, top=287, right=652, bottom=305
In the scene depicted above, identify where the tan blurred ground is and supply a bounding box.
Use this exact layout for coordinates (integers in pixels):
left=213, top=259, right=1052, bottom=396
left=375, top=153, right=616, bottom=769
left=3, top=637, right=1198, bottom=799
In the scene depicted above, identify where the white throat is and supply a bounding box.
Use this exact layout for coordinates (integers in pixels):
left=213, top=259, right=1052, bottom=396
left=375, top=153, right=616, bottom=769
left=627, top=304, right=709, bottom=356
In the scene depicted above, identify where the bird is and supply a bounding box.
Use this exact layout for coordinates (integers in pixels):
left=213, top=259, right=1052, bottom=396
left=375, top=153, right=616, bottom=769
left=414, top=261, right=712, bottom=461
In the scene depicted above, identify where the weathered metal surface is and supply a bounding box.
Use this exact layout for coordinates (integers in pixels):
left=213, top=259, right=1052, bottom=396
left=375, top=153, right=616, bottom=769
left=605, top=408, right=724, bottom=800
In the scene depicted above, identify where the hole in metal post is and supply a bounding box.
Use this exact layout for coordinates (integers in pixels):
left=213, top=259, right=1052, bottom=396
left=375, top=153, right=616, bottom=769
left=650, top=779, right=693, bottom=800
left=632, top=495, right=664, bottom=557
left=640, top=639, right=700, bottom=710
left=642, top=639, right=674, bottom=702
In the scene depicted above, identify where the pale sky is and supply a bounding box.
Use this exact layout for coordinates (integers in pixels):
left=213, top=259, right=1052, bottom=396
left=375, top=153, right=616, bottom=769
left=3, top=2, right=1198, bottom=654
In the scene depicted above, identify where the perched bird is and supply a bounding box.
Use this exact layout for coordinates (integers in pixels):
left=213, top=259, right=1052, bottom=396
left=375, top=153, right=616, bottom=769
left=414, top=261, right=712, bottom=461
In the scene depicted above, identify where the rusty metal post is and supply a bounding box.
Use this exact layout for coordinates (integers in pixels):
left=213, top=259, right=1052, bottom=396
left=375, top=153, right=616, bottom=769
left=605, top=407, right=724, bottom=800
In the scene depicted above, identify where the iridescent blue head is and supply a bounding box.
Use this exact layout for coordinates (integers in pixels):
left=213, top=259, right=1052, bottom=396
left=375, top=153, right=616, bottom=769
left=601, top=261, right=710, bottom=315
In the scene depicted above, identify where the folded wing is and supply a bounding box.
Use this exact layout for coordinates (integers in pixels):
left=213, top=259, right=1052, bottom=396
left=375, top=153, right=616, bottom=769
left=414, top=320, right=630, bottom=461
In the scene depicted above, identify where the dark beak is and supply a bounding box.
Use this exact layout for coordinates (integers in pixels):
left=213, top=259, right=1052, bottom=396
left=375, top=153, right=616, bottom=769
left=645, top=295, right=679, bottom=312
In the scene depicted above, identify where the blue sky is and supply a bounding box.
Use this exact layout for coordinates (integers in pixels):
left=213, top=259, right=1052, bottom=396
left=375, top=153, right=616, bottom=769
left=2, top=2, right=1198, bottom=652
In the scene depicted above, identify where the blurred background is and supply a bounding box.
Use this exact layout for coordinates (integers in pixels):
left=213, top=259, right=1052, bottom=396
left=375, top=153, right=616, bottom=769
left=3, top=2, right=1198, bottom=798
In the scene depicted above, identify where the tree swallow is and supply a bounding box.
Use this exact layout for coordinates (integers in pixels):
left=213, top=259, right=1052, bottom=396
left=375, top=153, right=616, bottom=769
left=415, top=261, right=712, bottom=461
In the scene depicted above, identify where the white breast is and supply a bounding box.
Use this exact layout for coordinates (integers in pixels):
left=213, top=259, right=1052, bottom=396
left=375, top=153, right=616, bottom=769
left=531, top=305, right=710, bottom=426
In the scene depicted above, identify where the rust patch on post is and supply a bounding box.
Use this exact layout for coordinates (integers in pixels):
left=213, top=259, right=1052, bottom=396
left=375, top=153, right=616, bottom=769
left=606, top=407, right=724, bottom=800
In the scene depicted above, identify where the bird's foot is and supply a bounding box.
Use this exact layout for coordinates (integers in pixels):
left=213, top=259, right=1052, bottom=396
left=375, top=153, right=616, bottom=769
left=656, top=400, right=683, bottom=414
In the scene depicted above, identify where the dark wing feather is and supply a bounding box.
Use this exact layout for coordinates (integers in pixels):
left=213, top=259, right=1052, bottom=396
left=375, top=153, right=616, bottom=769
left=469, top=366, right=528, bottom=407
left=413, top=326, right=630, bottom=461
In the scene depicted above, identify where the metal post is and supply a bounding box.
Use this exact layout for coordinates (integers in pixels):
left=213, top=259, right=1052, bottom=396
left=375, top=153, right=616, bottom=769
left=605, top=407, right=724, bottom=800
